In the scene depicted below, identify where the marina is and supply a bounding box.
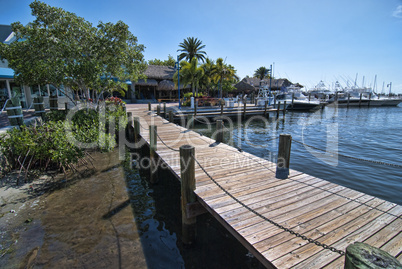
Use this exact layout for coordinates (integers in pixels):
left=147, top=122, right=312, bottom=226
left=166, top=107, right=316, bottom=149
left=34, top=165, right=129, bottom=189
left=127, top=104, right=402, bottom=268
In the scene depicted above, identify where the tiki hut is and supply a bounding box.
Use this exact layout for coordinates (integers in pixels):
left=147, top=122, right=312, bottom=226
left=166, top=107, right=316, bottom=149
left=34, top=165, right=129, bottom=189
left=131, top=65, right=190, bottom=101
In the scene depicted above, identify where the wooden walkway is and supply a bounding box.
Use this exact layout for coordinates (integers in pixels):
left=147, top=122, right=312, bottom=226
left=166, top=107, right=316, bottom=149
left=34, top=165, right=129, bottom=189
left=128, top=106, right=402, bottom=269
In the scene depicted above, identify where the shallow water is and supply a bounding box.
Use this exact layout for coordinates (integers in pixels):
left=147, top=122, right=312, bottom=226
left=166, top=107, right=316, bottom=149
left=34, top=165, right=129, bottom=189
left=194, top=104, right=402, bottom=205
left=1, top=149, right=264, bottom=268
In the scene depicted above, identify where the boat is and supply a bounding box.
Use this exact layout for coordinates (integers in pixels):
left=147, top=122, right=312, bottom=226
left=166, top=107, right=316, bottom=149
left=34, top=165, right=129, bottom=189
left=275, top=85, right=322, bottom=111
left=308, top=80, right=334, bottom=101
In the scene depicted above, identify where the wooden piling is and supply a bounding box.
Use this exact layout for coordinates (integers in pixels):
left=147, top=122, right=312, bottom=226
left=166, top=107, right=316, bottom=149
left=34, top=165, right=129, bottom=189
left=169, top=110, right=174, bottom=123
left=243, top=101, right=246, bottom=119
left=264, top=101, right=268, bottom=117
left=157, top=105, right=161, bottom=116
left=275, top=134, right=292, bottom=179
left=126, top=112, right=134, bottom=143
left=148, top=102, right=151, bottom=111
left=216, top=120, right=223, bottom=143
left=133, top=117, right=140, bottom=144
left=344, top=242, right=402, bottom=269
left=347, top=93, right=350, bottom=108
left=180, top=145, right=196, bottom=245
left=276, top=102, right=280, bottom=119
left=149, top=125, right=158, bottom=184
left=283, top=101, right=287, bottom=117
left=194, top=102, right=197, bottom=117
left=163, top=102, right=167, bottom=118
left=220, top=102, right=224, bottom=116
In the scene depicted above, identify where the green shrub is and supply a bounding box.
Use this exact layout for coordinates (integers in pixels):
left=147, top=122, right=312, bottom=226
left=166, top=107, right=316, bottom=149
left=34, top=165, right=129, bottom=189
left=45, top=110, right=66, bottom=122
left=0, top=122, right=84, bottom=174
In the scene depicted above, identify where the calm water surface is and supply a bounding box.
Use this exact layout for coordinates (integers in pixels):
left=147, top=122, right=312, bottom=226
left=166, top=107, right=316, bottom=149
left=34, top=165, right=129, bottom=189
left=194, top=104, right=402, bottom=205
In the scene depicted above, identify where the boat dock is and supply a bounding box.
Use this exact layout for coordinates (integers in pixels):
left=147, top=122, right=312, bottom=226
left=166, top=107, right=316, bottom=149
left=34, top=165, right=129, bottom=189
left=127, top=105, right=402, bottom=268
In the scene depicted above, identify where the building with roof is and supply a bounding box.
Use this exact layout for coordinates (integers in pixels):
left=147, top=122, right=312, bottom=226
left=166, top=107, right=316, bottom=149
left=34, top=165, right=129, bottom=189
left=131, top=65, right=191, bottom=102
left=0, top=24, right=71, bottom=109
left=234, top=77, right=295, bottom=94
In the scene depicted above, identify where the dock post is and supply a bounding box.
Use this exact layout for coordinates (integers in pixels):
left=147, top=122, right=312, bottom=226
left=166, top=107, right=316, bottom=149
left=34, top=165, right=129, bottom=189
left=194, top=102, right=197, bottom=117
left=180, top=145, right=196, bottom=245
left=149, top=125, right=158, bottom=183
left=344, top=242, right=402, bottom=269
left=126, top=112, right=134, bottom=143
left=148, top=102, right=151, bottom=111
left=283, top=101, right=287, bottom=117
left=157, top=105, right=161, bottom=116
left=220, top=102, right=224, bottom=116
left=273, top=93, right=277, bottom=107
left=163, top=102, right=167, bottom=118
left=216, top=120, right=224, bottom=143
left=169, top=110, right=174, bottom=123
left=243, top=101, right=246, bottom=119
left=276, top=134, right=292, bottom=179
left=347, top=93, right=350, bottom=108
left=264, top=101, right=268, bottom=117
left=276, top=102, right=280, bottom=119
left=133, top=117, right=140, bottom=144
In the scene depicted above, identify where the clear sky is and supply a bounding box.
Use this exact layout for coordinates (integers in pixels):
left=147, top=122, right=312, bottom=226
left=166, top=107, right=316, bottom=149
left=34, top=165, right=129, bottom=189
left=1, top=0, right=402, bottom=93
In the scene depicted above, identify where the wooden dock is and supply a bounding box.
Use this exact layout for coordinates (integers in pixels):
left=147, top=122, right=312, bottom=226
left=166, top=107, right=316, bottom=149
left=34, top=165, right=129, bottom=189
left=128, top=105, right=402, bottom=268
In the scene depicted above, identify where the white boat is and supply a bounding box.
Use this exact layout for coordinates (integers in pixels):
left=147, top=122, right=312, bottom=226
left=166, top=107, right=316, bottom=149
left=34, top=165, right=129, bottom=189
left=275, top=85, right=321, bottom=111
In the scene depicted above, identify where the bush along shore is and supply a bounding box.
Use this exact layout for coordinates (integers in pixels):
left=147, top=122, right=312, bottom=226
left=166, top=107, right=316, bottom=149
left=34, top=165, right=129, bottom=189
left=0, top=98, right=127, bottom=185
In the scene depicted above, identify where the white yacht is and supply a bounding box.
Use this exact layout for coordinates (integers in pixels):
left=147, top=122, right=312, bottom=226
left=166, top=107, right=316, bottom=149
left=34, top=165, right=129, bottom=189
left=275, top=85, right=321, bottom=111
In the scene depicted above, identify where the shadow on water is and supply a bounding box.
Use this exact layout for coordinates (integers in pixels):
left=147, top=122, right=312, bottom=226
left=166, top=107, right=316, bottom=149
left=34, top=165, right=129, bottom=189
left=123, top=145, right=265, bottom=268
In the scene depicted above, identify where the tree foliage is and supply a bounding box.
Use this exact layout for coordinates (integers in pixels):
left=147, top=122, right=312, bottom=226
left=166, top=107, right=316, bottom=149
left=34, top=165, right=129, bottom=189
left=148, top=55, right=176, bottom=67
left=177, top=37, right=207, bottom=63
left=254, top=66, right=271, bottom=80
left=212, top=58, right=239, bottom=98
left=173, top=57, right=204, bottom=96
left=0, top=1, right=146, bottom=102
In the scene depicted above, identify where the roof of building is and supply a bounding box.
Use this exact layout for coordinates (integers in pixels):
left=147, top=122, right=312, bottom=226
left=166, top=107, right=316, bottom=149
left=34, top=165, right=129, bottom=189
left=238, top=77, right=294, bottom=90
left=144, top=65, right=175, bottom=80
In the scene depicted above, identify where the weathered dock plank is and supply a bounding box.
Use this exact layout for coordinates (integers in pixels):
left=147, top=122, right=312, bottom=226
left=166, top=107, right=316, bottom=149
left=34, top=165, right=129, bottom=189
left=128, top=105, right=402, bottom=268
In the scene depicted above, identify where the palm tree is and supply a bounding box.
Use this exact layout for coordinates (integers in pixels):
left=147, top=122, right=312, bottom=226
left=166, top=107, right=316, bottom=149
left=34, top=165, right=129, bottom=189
left=177, top=37, right=207, bottom=63
left=199, top=58, right=215, bottom=96
left=212, top=58, right=238, bottom=98
left=174, top=57, right=204, bottom=97
left=254, top=66, right=270, bottom=80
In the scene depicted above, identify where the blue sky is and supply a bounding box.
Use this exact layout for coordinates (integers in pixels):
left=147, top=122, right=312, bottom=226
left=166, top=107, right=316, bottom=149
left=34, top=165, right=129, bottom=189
left=1, top=0, right=402, bottom=93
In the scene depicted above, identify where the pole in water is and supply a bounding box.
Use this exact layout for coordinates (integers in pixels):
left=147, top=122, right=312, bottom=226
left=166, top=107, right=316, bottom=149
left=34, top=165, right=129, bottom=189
left=216, top=120, right=224, bottom=143
left=276, top=134, right=292, bottom=179
left=180, top=145, right=196, bottom=245
left=149, top=125, right=158, bottom=184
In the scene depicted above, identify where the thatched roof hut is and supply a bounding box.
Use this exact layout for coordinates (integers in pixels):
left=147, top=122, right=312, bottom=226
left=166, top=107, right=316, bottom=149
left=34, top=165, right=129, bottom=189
left=158, top=80, right=175, bottom=91
left=235, top=77, right=295, bottom=92
left=234, top=80, right=256, bottom=93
